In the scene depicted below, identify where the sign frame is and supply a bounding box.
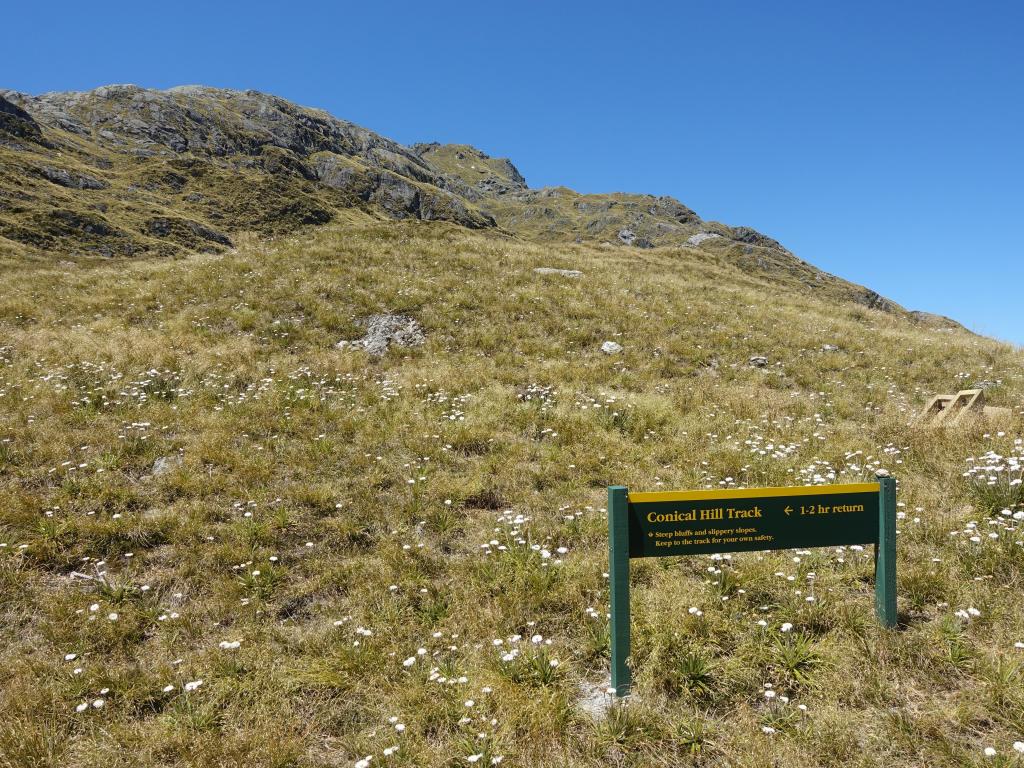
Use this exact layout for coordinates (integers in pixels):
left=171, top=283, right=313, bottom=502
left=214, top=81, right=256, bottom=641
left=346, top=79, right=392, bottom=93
left=607, top=473, right=897, bottom=697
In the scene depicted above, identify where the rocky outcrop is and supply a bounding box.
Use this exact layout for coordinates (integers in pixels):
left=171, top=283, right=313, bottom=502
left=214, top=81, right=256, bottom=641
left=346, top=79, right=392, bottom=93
left=0, top=94, right=46, bottom=146
left=910, top=310, right=967, bottom=332
left=859, top=289, right=897, bottom=313
left=313, top=153, right=493, bottom=228
left=730, top=226, right=787, bottom=252
left=38, top=165, right=107, bottom=189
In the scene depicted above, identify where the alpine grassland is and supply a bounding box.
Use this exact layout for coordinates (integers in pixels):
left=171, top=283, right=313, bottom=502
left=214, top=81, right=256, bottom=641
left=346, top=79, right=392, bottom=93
left=2, top=220, right=1024, bottom=767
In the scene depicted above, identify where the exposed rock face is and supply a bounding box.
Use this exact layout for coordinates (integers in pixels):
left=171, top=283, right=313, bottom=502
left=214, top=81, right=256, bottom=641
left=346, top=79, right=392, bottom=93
left=749, top=355, right=769, bottom=367
left=601, top=341, right=623, bottom=355
left=0, top=85, right=495, bottom=256
left=910, top=310, right=966, bottom=331
left=687, top=232, right=720, bottom=246
left=730, top=226, right=787, bottom=251
left=39, top=165, right=107, bottom=189
left=312, top=154, right=492, bottom=229
left=859, top=290, right=897, bottom=313
left=0, top=95, right=45, bottom=145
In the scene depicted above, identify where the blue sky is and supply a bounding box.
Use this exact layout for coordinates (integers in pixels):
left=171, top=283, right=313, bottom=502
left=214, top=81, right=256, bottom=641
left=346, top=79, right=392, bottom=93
left=6, top=1, right=1023, bottom=342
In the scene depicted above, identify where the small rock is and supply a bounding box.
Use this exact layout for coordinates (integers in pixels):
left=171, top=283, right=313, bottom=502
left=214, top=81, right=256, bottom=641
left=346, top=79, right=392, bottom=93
left=971, top=380, right=998, bottom=390
left=576, top=679, right=634, bottom=719
left=337, top=314, right=425, bottom=357
left=821, top=344, right=839, bottom=352
left=748, top=355, right=769, bottom=367
left=617, top=229, right=635, bottom=246
left=151, top=454, right=183, bottom=477
left=601, top=341, right=623, bottom=355
left=533, top=267, right=583, bottom=278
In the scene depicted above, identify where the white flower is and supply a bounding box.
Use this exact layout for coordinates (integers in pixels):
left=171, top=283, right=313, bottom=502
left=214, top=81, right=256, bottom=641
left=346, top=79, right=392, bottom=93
left=762, top=725, right=776, bottom=734
left=355, top=757, right=372, bottom=768
left=75, top=702, right=88, bottom=712
left=465, top=700, right=475, bottom=707
left=184, top=679, right=203, bottom=692
left=92, top=699, right=105, bottom=709
left=163, top=684, right=174, bottom=692
left=1014, top=741, right=1024, bottom=753
left=64, top=653, right=78, bottom=661
left=107, top=612, right=119, bottom=621
left=531, top=634, right=543, bottom=644
left=403, top=657, right=416, bottom=667
left=395, top=723, right=405, bottom=732
left=983, top=746, right=996, bottom=757
left=467, top=756, right=483, bottom=764
left=780, top=622, right=793, bottom=633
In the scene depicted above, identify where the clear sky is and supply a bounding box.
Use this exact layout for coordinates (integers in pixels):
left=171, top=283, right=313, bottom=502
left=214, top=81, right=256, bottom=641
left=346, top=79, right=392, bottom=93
left=6, top=1, right=1023, bottom=342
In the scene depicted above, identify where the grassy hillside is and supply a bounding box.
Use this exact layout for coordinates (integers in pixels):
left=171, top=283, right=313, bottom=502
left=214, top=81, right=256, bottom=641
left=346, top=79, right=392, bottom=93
left=1, top=221, right=1023, bottom=767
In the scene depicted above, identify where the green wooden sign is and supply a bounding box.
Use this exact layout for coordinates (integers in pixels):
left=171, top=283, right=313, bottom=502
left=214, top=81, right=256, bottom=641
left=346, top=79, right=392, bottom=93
left=608, top=474, right=897, bottom=697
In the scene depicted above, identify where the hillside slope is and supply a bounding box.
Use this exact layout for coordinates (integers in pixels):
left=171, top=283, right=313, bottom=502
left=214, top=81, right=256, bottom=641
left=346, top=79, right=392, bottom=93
left=0, top=220, right=1022, bottom=766
left=0, top=84, right=953, bottom=324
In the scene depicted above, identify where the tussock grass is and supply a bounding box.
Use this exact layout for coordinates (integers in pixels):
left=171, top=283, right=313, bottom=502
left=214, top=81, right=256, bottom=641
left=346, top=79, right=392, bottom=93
left=1, top=221, right=1024, bottom=766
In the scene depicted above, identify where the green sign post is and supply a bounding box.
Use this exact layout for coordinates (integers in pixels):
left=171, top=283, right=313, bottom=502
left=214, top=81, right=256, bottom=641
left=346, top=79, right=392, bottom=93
left=608, top=472, right=897, bottom=697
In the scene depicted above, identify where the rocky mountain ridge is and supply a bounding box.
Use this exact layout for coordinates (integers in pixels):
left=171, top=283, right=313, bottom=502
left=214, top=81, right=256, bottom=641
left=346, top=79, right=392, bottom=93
left=0, top=84, right=957, bottom=326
